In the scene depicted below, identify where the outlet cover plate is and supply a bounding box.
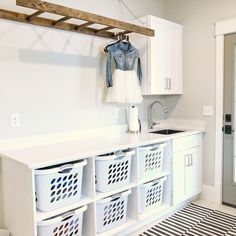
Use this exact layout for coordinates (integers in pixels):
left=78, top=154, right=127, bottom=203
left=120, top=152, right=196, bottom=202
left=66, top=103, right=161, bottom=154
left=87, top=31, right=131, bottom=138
left=203, top=105, right=213, bottom=116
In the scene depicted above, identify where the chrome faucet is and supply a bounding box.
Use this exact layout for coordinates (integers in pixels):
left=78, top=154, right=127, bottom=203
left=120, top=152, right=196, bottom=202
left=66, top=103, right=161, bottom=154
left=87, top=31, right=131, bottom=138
left=148, top=101, right=168, bottom=129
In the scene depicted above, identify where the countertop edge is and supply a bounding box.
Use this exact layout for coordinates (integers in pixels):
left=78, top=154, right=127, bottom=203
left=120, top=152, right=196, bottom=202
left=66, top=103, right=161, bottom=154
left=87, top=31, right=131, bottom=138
left=0, top=130, right=203, bottom=169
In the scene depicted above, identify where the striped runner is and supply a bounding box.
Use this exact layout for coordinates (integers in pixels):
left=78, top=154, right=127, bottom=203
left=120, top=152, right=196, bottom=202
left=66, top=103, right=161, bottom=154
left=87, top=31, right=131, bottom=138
left=140, top=204, right=236, bottom=236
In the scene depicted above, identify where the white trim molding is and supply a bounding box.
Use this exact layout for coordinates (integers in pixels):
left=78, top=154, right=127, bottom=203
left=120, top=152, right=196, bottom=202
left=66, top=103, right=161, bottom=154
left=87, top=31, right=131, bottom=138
left=215, top=34, right=224, bottom=204
left=215, top=17, right=236, bottom=204
left=200, top=184, right=216, bottom=203
left=215, top=17, right=236, bottom=36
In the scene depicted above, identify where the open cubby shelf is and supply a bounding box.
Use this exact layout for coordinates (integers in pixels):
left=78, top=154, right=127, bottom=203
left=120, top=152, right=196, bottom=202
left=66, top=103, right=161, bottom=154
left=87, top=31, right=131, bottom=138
left=33, top=141, right=172, bottom=235
left=0, top=0, right=155, bottom=39
left=1, top=140, right=172, bottom=236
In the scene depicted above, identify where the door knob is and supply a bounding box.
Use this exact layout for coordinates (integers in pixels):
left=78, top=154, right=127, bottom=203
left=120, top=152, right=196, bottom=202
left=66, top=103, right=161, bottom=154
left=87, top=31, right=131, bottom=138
left=224, top=125, right=235, bottom=134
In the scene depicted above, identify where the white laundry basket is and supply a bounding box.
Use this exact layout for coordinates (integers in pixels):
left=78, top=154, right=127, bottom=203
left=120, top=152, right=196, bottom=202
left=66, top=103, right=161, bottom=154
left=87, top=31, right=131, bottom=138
left=35, top=159, right=87, bottom=212
left=138, top=143, right=167, bottom=179
left=96, top=189, right=131, bottom=233
left=37, top=205, right=87, bottom=236
left=139, top=176, right=167, bottom=214
left=95, top=149, right=134, bottom=192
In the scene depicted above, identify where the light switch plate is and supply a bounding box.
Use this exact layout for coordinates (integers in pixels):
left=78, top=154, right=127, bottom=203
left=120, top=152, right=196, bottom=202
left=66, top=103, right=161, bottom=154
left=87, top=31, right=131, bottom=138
left=203, top=105, right=213, bottom=116
left=11, top=113, right=21, bottom=127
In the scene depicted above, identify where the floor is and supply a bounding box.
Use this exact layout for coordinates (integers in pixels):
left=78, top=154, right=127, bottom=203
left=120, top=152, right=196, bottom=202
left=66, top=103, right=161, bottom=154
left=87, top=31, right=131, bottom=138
left=132, top=199, right=236, bottom=235
left=194, top=199, right=236, bottom=216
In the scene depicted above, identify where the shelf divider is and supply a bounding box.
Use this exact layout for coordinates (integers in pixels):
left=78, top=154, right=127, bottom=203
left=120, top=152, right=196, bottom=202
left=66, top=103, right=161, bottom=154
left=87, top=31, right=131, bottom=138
left=95, top=182, right=137, bottom=201
left=36, top=195, right=94, bottom=222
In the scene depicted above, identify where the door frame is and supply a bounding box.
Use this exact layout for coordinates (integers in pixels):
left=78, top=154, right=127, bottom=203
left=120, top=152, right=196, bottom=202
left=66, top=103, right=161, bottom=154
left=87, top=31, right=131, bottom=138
left=215, top=18, right=236, bottom=204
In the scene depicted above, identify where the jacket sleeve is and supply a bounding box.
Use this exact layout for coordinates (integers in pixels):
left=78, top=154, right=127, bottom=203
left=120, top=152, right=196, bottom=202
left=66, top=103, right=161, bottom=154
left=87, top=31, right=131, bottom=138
left=137, top=57, right=142, bottom=85
left=106, top=51, right=113, bottom=87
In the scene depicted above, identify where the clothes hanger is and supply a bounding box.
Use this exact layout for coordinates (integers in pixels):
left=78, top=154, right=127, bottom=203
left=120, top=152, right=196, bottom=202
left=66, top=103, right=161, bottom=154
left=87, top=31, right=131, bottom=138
left=103, top=34, right=130, bottom=52
left=121, top=34, right=130, bottom=43
left=103, top=34, right=121, bottom=53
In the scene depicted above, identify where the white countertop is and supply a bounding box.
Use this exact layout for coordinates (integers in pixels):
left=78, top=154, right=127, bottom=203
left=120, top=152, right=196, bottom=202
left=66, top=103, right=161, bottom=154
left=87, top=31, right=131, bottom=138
left=0, top=127, right=202, bottom=169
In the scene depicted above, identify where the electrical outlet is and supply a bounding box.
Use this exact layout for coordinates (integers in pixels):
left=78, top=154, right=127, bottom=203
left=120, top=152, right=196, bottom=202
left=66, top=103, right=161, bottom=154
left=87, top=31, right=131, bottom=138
left=11, top=113, right=21, bottom=127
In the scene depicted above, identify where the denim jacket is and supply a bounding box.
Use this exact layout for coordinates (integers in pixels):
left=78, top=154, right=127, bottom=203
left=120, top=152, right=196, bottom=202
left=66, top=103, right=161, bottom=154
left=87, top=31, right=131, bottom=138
left=106, top=41, right=142, bottom=87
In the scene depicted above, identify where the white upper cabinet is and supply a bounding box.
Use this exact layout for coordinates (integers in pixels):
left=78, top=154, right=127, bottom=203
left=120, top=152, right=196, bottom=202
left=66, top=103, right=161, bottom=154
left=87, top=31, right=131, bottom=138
left=133, top=15, right=183, bottom=95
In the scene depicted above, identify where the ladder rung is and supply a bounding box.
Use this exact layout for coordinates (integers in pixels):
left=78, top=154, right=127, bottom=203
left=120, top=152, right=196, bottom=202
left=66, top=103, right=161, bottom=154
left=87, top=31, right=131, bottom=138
left=53, top=16, right=71, bottom=25
left=27, top=10, right=44, bottom=21
left=75, top=22, right=93, bottom=30
left=96, top=26, right=114, bottom=33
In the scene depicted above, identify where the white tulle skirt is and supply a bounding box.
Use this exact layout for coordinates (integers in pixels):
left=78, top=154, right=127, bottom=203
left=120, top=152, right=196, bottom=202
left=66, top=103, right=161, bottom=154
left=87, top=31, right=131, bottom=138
left=105, top=69, right=143, bottom=104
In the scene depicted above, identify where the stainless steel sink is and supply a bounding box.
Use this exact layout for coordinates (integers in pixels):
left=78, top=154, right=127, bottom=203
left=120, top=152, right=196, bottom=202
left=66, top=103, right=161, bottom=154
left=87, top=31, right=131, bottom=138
left=149, top=129, right=185, bottom=135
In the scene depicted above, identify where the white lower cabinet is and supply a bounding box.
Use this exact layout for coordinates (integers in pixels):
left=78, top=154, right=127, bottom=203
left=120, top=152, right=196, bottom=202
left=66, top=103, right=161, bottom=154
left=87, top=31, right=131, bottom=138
left=172, top=134, right=202, bottom=206
left=1, top=134, right=203, bottom=236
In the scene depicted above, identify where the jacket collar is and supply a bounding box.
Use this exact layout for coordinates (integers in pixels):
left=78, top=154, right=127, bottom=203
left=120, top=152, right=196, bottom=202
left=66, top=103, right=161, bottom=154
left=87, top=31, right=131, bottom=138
left=118, top=41, right=131, bottom=51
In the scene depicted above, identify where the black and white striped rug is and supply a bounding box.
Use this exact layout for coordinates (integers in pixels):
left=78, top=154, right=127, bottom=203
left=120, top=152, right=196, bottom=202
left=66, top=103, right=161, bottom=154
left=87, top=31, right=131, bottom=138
left=140, top=203, right=236, bottom=236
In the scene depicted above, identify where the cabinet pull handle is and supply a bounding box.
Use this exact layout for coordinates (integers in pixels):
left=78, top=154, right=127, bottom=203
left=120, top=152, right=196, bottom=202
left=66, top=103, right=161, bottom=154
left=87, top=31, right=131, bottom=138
left=190, top=154, right=193, bottom=166
left=188, top=154, right=191, bottom=167
left=169, top=78, right=172, bottom=90
left=165, top=78, right=168, bottom=89
left=184, top=154, right=189, bottom=167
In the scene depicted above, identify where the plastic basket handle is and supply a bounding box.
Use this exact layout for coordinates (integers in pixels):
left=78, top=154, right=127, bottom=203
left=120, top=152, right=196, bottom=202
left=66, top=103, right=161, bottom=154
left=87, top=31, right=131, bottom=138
left=115, top=150, right=135, bottom=160
left=61, top=211, right=75, bottom=221
left=150, top=143, right=167, bottom=151
left=150, top=147, right=158, bottom=151
left=152, top=176, right=167, bottom=186
left=111, top=196, right=121, bottom=202
left=111, top=189, right=132, bottom=201
left=97, top=189, right=132, bottom=204
left=115, top=155, right=126, bottom=160
left=124, top=150, right=135, bottom=156
left=61, top=205, right=87, bottom=221
left=58, top=164, right=74, bottom=174
left=58, top=159, right=87, bottom=174
left=142, top=176, right=167, bottom=187
left=37, top=215, right=62, bottom=226
left=37, top=206, right=87, bottom=227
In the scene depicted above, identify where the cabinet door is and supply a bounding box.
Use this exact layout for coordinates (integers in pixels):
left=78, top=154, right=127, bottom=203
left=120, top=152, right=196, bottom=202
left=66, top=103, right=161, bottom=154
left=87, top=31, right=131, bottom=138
left=132, top=16, right=183, bottom=95
left=166, top=23, right=183, bottom=94
left=172, top=150, right=186, bottom=205
left=185, top=147, right=202, bottom=198
left=149, top=16, right=183, bottom=95
left=172, top=146, right=202, bottom=205
left=149, top=16, right=168, bottom=95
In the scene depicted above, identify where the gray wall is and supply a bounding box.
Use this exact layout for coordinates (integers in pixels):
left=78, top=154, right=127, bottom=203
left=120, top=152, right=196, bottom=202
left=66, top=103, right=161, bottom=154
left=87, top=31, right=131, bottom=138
left=164, top=0, right=236, bottom=187
left=0, top=0, right=165, bottom=226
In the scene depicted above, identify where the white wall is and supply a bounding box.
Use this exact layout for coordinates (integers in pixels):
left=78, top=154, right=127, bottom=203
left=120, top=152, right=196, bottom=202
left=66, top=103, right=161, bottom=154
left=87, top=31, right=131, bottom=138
left=0, top=0, right=166, bottom=139
left=0, top=0, right=166, bottom=227
left=164, top=0, right=236, bottom=187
